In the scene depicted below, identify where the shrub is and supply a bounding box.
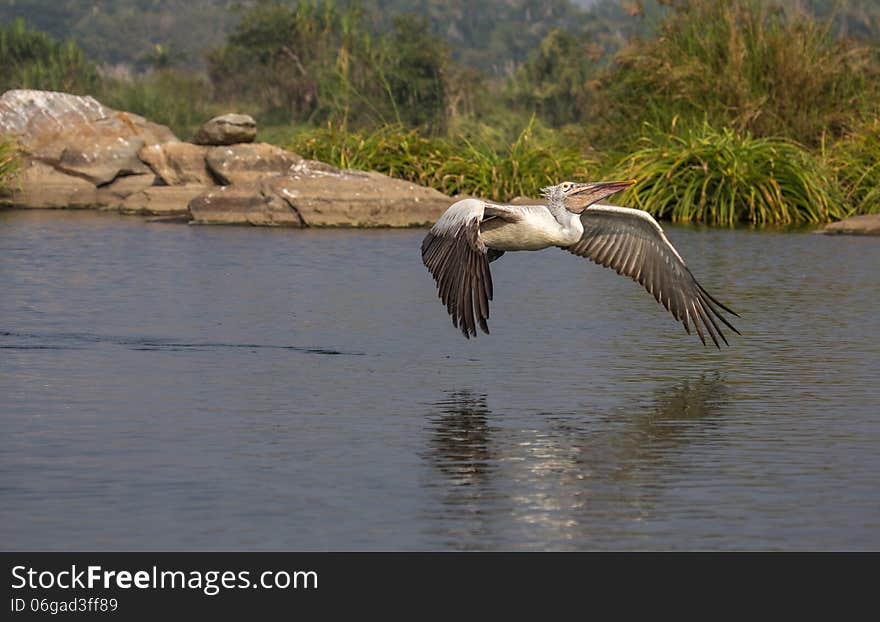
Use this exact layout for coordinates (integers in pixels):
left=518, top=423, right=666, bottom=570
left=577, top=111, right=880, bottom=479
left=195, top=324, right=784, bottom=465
left=826, top=117, right=880, bottom=215
left=207, top=2, right=449, bottom=131
left=0, top=136, right=20, bottom=196
left=290, top=118, right=592, bottom=201
left=588, top=0, right=879, bottom=150
left=606, top=121, right=844, bottom=226
left=0, top=18, right=99, bottom=94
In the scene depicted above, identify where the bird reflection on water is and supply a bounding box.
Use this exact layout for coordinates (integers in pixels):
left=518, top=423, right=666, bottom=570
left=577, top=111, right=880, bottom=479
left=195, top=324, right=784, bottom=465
left=422, top=375, right=730, bottom=549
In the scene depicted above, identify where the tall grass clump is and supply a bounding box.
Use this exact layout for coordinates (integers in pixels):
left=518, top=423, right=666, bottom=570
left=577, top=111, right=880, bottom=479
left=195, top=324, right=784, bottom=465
left=826, top=117, right=880, bottom=215
left=0, top=136, right=20, bottom=197
left=290, top=119, right=590, bottom=201
left=607, top=121, right=843, bottom=226
left=589, top=0, right=879, bottom=150
left=442, top=122, right=589, bottom=200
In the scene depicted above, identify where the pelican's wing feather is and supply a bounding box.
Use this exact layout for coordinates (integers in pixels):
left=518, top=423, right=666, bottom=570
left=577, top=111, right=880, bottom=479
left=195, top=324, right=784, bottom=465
left=565, top=203, right=740, bottom=347
left=422, top=200, right=516, bottom=338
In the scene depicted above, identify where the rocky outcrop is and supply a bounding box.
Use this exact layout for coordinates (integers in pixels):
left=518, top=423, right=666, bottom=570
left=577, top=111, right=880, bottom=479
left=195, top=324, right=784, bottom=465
left=138, top=142, right=212, bottom=186
left=192, top=114, right=257, bottom=146
left=189, top=162, right=450, bottom=227
left=121, top=185, right=207, bottom=217
left=267, top=164, right=450, bottom=227
left=818, top=214, right=880, bottom=236
left=0, top=89, right=176, bottom=185
left=95, top=173, right=158, bottom=211
left=509, top=195, right=545, bottom=205
left=205, top=143, right=302, bottom=186
left=1, top=89, right=454, bottom=227
left=189, top=182, right=303, bottom=227
left=3, top=160, right=98, bottom=209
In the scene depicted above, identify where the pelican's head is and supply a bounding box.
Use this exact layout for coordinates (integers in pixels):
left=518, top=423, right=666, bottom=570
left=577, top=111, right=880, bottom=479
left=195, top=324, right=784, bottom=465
left=541, top=180, right=636, bottom=213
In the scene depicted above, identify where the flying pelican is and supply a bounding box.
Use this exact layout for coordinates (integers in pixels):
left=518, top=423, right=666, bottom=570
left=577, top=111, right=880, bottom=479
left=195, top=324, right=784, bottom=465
left=421, top=180, right=740, bottom=346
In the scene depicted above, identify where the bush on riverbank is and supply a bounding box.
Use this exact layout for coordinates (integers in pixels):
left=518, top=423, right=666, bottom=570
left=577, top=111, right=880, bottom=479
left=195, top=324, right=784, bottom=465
left=604, top=122, right=844, bottom=226
left=585, top=0, right=879, bottom=151
left=0, top=136, right=19, bottom=195
left=289, top=119, right=591, bottom=201
left=826, top=117, right=880, bottom=215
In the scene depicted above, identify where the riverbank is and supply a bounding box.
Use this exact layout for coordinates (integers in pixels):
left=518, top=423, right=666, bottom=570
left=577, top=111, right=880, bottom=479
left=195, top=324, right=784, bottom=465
left=0, top=89, right=451, bottom=227
left=2, top=89, right=879, bottom=235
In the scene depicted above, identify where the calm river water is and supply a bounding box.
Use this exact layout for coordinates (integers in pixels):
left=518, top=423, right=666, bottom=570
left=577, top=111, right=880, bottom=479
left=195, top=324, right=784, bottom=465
left=1, top=210, right=878, bottom=550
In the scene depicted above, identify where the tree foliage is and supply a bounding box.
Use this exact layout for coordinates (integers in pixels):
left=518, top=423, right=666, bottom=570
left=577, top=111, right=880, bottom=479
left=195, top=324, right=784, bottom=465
left=0, top=17, right=98, bottom=94
left=207, top=2, right=449, bottom=130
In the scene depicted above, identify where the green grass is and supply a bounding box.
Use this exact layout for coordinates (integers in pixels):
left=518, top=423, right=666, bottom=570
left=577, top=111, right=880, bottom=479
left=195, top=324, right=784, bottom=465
left=99, top=69, right=218, bottom=140
left=0, top=136, right=20, bottom=196
left=588, top=0, right=879, bottom=150
left=289, top=118, right=592, bottom=201
left=605, top=122, right=845, bottom=226
left=826, top=117, right=880, bottom=215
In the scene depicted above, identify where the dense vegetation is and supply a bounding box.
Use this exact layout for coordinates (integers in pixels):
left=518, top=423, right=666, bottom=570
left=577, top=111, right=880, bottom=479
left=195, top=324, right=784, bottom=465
left=0, top=136, right=19, bottom=195
left=1, top=0, right=879, bottom=225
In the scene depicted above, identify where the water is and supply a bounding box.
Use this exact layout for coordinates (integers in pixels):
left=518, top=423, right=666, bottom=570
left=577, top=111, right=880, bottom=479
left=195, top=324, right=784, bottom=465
left=1, top=210, right=878, bottom=550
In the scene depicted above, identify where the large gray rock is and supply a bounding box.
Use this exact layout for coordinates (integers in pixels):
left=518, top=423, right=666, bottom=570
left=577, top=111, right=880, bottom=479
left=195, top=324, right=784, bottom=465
left=0, top=89, right=178, bottom=186
left=205, top=143, right=302, bottom=186
left=192, top=113, right=257, bottom=146
left=509, top=195, right=545, bottom=205
left=188, top=182, right=302, bottom=226
left=818, top=214, right=880, bottom=236
left=138, top=142, right=212, bottom=186
left=121, top=185, right=207, bottom=216
left=1, top=161, right=98, bottom=209
left=95, top=173, right=158, bottom=211
left=270, top=162, right=451, bottom=227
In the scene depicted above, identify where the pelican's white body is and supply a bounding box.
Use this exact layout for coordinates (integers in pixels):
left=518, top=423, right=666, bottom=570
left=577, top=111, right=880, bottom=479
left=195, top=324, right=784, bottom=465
left=441, top=198, right=585, bottom=251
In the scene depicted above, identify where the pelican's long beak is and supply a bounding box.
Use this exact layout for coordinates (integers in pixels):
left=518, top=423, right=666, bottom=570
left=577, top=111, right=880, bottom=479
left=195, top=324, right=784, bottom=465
left=568, top=179, right=636, bottom=213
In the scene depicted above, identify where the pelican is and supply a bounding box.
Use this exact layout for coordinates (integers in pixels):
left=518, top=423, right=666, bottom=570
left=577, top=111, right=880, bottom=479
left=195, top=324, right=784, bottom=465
left=421, top=180, right=740, bottom=346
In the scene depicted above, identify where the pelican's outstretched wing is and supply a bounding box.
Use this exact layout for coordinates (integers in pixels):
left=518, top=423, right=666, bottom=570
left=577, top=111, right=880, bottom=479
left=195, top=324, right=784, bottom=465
left=564, top=204, right=740, bottom=347
left=421, top=199, right=520, bottom=338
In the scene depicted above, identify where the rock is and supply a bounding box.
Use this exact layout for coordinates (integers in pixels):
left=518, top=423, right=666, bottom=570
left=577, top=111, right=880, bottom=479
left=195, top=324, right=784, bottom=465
left=192, top=113, right=257, bottom=146
left=205, top=143, right=302, bottom=186
left=120, top=185, right=207, bottom=217
left=509, top=195, right=545, bottom=205
left=188, top=183, right=302, bottom=226
left=138, top=142, right=212, bottom=186
left=269, top=163, right=451, bottom=227
left=1, top=161, right=98, bottom=209
left=0, top=89, right=178, bottom=185
left=0, top=90, right=455, bottom=226
left=818, top=214, right=880, bottom=236
left=95, top=174, right=158, bottom=211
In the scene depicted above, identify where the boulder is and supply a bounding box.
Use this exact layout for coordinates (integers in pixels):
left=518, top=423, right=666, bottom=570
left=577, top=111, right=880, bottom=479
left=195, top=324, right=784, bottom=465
left=509, top=195, right=545, bottom=205
left=192, top=113, right=257, bottom=146
left=95, top=173, right=158, bottom=211
left=188, top=183, right=302, bottom=226
left=205, top=143, right=302, bottom=186
left=269, top=163, right=451, bottom=227
left=0, top=89, right=178, bottom=185
left=818, top=214, right=880, bottom=236
left=120, top=185, right=207, bottom=217
left=138, top=142, right=212, bottom=186
left=1, top=161, right=98, bottom=209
